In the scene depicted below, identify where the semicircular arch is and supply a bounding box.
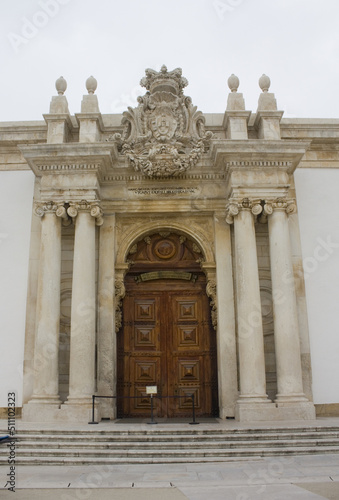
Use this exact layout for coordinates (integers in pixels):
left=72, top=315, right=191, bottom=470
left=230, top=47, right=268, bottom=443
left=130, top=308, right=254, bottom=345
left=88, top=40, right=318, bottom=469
left=116, top=220, right=215, bottom=267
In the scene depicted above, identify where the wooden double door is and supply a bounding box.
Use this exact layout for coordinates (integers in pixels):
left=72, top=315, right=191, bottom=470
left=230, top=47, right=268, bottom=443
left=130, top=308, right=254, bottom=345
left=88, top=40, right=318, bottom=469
left=117, top=278, right=218, bottom=418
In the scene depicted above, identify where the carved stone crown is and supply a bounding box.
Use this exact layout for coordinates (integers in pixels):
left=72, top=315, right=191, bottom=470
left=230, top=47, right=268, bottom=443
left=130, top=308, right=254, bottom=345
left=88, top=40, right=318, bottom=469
left=112, top=65, right=213, bottom=178
left=140, top=65, right=188, bottom=96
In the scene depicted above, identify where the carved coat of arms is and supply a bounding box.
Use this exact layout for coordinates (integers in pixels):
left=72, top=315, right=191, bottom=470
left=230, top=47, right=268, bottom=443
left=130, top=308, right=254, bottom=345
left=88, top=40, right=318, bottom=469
left=112, top=65, right=212, bottom=178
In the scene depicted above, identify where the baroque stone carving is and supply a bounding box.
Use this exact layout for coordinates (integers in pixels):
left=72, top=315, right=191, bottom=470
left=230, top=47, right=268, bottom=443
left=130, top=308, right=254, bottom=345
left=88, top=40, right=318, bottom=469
left=115, top=278, right=126, bottom=333
left=206, top=280, right=217, bottom=331
left=111, top=65, right=213, bottom=178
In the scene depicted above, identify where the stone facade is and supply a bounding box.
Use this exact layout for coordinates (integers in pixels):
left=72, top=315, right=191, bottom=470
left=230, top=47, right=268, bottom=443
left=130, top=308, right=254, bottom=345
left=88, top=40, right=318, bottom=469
left=3, top=66, right=339, bottom=422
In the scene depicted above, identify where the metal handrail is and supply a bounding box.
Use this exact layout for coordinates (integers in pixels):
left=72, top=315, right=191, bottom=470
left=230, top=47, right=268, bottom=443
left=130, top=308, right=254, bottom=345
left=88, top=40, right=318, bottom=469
left=88, top=393, right=199, bottom=425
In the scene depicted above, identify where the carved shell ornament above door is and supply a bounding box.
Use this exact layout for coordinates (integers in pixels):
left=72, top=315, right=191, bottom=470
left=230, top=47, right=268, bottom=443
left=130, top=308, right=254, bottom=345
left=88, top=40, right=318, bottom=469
left=110, top=65, right=213, bottom=178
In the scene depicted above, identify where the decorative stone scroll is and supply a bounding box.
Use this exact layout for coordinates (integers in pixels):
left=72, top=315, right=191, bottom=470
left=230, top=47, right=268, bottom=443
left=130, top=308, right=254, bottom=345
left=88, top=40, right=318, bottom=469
left=110, top=65, right=213, bottom=178
left=114, top=278, right=126, bottom=333
left=263, top=198, right=297, bottom=216
left=67, top=200, right=104, bottom=226
left=226, top=198, right=263, bottom=224
left=206, top=279, right=217, bottom=331
left=34, top=201, right=58, bottom=217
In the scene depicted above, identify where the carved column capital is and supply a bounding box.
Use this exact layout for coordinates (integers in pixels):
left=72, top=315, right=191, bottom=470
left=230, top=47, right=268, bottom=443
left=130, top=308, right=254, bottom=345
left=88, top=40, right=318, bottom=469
left=34, top=201, right=58, bottom=217
left=67, top=200, right=104, bottom=226
left=226, top=198, right=263, bottom=224
left=263, top=198, right=296, bottom=216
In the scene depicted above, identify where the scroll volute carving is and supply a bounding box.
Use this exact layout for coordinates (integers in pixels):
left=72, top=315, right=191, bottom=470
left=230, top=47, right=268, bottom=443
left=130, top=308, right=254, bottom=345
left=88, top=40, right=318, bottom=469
left=206, top=279, right=217, bottom=331
left=114, top=278, right=126, bottom=333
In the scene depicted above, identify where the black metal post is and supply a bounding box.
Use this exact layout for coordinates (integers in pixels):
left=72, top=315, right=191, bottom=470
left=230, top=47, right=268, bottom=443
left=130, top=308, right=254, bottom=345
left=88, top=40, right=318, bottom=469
left=189, top=393, right=199, bottom=425
left=147, top=394, right=157, bottom=425
left=88, top=395, right=99, bottom=424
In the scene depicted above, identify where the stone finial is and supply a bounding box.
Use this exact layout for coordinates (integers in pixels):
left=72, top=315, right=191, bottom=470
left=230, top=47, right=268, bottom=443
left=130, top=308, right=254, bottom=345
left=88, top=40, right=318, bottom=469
left=55, top=76, right=67, bottom=95
left=228, top=74, right=239, bottom=93
left=86, top=75, right=97, bottom=95
left=259, top=74, right=271, bottom=92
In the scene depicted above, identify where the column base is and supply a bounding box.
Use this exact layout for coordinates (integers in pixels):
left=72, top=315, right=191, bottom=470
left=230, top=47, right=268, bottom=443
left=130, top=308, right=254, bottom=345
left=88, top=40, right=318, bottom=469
left=22, top=402, right=61, bottom=422
left=60, top=402, right=100, bottom=423
left=22, top=401, right=101, bottom=423
left=26, top=395, right=62, bottom=405
left=219, top=405, right=236, bottom=419
left=275, top=393, right=309, bottom=404
left=235, top=401, right=316, bottom=422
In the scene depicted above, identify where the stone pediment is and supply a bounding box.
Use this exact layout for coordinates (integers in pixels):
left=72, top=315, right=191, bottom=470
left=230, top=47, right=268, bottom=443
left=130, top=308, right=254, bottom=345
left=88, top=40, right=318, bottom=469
left=110, top=65, right=213, bottom=178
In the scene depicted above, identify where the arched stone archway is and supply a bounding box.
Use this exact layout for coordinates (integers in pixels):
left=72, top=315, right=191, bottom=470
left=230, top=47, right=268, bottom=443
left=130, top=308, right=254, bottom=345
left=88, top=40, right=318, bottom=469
left=114, top=220, right=217, bottom=334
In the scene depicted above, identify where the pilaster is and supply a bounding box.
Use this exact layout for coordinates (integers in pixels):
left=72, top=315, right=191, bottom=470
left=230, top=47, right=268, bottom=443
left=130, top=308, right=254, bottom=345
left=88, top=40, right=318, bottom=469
left=264, top=198, right=315, bottom=419
left=213, top=212, right=238, bottom=418
left=97, top=214, right=116, bottom=419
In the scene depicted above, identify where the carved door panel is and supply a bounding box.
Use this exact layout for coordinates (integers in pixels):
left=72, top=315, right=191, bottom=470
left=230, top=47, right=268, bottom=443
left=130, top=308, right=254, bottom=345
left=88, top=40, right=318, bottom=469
left=118, top=281, right=218, bottom=418
left=119, top=293, right=164, bottom=417
left=168, top=292, right=215, bottom=417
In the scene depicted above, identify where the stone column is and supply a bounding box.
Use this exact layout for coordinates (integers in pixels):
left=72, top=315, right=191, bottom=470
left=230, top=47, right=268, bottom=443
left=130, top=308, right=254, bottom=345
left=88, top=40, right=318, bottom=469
left=63, top=201, right=103, bottom=415
left=23, top=202, right=67, bottom=420
left=227, top=199, right=273, bottom=420
left=265, top=199, right=309, bottom=404
left=97, top=214, right=116, bottom=419
left=213, top=213, right=238, bottom=418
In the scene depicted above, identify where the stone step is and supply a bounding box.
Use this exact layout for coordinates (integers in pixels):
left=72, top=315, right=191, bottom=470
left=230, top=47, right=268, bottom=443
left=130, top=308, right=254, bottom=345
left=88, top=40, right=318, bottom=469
left=12, top=430, right=339, bottom=442
left=2, top=425, right=339, bottom=465
left=7, top=443, right=339, bottom=457
left=10, top=425, right=339, bottom=435
left=2, top=446, right=339, bottom=465
left=6, top=437, right=339, bottom=451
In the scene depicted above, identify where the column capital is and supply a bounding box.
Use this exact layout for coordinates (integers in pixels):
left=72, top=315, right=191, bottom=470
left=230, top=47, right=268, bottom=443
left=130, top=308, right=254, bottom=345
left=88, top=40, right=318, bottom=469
left=263, top=198, right=296, bottom=216
left=67, top=200, right=104, bottom=226
left=34, top=201, right=57, bottom=217
left=226, top=198, right=263, bottom=224
left=34, top=201, right=69, bottom=218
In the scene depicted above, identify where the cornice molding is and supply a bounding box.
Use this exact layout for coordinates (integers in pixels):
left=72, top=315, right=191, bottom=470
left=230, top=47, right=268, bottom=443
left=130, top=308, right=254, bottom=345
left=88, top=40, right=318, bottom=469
left=19, top=142, right=119, bottom=178
left=210, top=139, right=311, bottom=172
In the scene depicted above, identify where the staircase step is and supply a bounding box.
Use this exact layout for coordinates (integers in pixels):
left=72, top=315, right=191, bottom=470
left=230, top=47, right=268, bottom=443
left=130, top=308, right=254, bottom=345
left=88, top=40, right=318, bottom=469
left=1, top=425, right=338, bottom=465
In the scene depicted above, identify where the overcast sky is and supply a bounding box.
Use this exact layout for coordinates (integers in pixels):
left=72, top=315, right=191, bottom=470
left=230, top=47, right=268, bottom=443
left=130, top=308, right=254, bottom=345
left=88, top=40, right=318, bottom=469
left=1, top=0, right=339, bottom=122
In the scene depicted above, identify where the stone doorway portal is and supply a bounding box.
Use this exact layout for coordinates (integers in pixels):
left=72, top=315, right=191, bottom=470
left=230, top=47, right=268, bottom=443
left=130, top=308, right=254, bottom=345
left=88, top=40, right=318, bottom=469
left=117, top=232, right=218, bottom=418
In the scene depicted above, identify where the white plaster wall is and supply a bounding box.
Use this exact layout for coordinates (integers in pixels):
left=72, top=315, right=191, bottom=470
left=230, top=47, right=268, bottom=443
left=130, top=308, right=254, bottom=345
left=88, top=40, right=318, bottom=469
left=294, top=168, right=339, bottom=404
left=0, top=171, right=35, bottom=407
